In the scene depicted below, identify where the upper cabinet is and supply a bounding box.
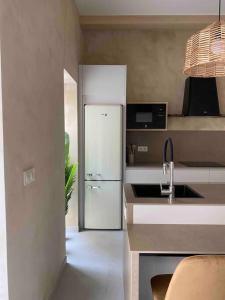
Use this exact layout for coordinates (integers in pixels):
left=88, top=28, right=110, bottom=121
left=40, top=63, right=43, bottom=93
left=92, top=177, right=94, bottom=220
left=79, top=65, right=127, bottom=104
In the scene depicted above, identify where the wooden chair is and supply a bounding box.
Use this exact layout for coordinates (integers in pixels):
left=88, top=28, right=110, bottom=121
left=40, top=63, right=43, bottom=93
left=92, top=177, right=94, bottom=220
left=151, top=255, right=225, bottom=300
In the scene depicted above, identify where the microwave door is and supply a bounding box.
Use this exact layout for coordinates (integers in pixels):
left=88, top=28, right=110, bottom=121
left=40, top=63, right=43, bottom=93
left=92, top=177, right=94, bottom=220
left=136, top=111, right=153, bottom=129
left=127, top=103, right=167, bottom=130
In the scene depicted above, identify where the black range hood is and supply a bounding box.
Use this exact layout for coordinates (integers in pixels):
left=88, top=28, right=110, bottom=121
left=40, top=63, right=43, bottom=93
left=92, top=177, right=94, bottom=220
left=182, top=77, right=220, bottom=116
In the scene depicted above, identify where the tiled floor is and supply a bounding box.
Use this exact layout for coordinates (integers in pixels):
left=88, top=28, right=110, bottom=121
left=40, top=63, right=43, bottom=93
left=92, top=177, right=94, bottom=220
left=52, top=229, right=124, bottom=300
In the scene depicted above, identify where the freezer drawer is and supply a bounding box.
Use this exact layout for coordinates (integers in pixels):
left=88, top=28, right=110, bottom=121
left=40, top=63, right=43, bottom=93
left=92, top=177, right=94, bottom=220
left=85, top=181, right=122, bottom=229
left=85, top=105, right=122, bottom=180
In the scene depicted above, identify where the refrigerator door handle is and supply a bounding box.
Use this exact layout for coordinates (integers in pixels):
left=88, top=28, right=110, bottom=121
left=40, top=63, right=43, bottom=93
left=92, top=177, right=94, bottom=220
left=86, top=173, right=102, bottom=177
left=88, top=185, right=101, bottom=190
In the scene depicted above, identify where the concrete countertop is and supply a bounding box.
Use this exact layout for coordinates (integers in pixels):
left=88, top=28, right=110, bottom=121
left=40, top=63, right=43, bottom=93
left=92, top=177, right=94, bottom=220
left=127, top=224, right=225, bottom=254
left=124, top=183, right=225, bottom=205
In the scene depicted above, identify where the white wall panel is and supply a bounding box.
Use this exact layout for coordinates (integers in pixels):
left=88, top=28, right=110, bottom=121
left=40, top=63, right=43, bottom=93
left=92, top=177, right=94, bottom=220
left=133, top=204, right=225, bottom=225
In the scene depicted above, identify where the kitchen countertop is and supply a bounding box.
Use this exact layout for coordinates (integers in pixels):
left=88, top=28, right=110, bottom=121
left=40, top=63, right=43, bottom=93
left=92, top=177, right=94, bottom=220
left=127, top=224, right=225, bottom=254
left=126, top=162, right=225, bottom=169
left=124, top=183, right=225, bottom=205
left=126, top=162, right=183, bottom=169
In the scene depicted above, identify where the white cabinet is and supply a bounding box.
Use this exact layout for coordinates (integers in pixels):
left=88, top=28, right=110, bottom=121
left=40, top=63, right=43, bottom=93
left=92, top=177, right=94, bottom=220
left=79, top=65, right=127, bottom=230
left=125, top=167, right=225, bottom=184
left=209, top=169, right=225, bottom=183
left=81, top=65, right=127, bottom=104
left=85, top=181, right=121, bottom=229
left=126, top=168, right=165, bottom=184
left=174, top=168, right=209, bottom=183
left=132, top=205, right=225, bottom=225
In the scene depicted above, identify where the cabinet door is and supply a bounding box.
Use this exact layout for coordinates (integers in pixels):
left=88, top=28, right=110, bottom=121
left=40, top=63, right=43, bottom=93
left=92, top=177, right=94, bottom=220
left=133, top=205, right=225, bottom=225
left=174, top=168, right=209, bottom=183
left=125, top=168, right=210, bottom=184
left=209, top=168, right=225, bottom=183
left=85, top=181, right=121, bottom=229
left=82, top=65, right=127, bottom=104
left=125, top=168, right=165, bottom=184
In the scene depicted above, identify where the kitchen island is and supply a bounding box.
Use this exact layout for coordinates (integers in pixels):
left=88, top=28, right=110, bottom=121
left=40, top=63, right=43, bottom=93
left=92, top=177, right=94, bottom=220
left=124, top=183, right=225, bottom=300
left=124, top=224, right=225, bottom=300
left=125, top=183, right=225, bottom=205
left=124, top=183, right=225, bottom=224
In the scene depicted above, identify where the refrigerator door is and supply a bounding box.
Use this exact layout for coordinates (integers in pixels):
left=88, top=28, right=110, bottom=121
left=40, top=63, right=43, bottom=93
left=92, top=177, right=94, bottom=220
left=85, top=105, right=122, bottom=181
left=85, top=181, right=121, bottom=229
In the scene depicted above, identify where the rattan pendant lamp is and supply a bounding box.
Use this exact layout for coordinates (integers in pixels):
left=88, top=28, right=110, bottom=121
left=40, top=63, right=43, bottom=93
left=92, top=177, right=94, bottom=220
left=184, top=0, right=225, bottom=77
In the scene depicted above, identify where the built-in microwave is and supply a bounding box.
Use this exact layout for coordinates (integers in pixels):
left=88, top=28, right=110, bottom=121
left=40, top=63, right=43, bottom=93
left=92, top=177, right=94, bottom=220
left=127, top=103, right=168, bottom=130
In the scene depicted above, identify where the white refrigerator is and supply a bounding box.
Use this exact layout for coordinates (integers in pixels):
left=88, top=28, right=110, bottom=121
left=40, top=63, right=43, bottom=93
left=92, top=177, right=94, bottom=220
left=84, top=105, right=122, bottom=229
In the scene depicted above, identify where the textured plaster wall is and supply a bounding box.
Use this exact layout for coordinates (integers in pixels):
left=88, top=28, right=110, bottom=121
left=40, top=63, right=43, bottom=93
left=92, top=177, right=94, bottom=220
left=127, top=131, right=225, bottom=163
left=82, top=29, right=193, bottom=114
left=83, top=29, right=225, bottom=161
left=82, top=29, right=225, bottom=115
left=0, top=0, right=81, bottom=299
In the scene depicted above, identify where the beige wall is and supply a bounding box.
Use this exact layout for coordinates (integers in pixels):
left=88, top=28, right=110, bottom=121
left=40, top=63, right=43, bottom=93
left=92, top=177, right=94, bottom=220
left=82, top=29, right=192, bottom=114
left=82, top=28, right=225, bottom=161
left=82, top=29, right=225, bottom=115
left=127, top=131, right=225, bottom=164
left=0, top=1, right=81, bottom=299
left=64, top=1, right=82, bottom=81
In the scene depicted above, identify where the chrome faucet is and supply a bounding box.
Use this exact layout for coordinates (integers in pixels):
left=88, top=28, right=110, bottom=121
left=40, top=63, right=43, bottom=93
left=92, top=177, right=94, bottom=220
left=160, top=138, right=175, bottom=203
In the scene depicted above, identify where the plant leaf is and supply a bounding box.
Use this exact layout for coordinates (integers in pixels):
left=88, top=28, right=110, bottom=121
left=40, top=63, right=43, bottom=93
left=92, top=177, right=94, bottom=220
left=64, top=132, right=77, bottom=215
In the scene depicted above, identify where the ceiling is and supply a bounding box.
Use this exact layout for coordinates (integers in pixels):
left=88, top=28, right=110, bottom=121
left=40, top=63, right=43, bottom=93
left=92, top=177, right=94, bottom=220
left=75, top=0, right=224, bottom=16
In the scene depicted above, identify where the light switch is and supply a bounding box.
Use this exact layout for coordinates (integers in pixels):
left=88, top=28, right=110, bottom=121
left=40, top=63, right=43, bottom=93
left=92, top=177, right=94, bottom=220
left=23, top=168, right=35, bottom=186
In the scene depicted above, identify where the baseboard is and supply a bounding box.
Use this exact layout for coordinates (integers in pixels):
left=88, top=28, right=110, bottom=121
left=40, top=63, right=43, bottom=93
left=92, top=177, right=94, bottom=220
left=45, top=256, right=67, bottom=300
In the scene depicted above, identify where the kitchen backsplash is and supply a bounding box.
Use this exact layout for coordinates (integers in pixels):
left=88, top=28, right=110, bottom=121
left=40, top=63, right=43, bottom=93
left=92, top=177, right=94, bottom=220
left=127, top=131, right=225, bottom=164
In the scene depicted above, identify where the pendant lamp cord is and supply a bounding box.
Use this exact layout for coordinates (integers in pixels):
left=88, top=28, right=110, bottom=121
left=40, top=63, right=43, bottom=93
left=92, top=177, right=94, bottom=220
left=219, top=0, right=221, bottom=21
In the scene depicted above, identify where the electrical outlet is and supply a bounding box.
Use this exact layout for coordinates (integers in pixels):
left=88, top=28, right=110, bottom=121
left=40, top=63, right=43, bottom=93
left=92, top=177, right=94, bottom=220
left=138, top=146, right=148, bottom=152
left=23, top=168, right=35, bottom=186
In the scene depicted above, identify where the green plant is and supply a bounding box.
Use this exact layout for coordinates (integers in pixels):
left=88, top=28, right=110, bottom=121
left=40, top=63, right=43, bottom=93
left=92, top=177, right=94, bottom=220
left=65, top=132, right=77, bottom=215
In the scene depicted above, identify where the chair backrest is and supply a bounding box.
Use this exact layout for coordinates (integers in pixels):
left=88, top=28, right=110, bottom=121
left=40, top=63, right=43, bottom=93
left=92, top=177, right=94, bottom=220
left=165, top=255, right=225, bottom=300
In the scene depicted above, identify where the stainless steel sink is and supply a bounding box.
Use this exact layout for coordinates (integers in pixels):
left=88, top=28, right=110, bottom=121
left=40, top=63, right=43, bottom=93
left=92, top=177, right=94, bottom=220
left=132, top=184, right=203, bottom=198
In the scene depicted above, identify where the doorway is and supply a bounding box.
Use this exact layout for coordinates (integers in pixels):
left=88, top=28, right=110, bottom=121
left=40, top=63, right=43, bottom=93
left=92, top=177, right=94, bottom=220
left=64, top=70, right=78, bottom=230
